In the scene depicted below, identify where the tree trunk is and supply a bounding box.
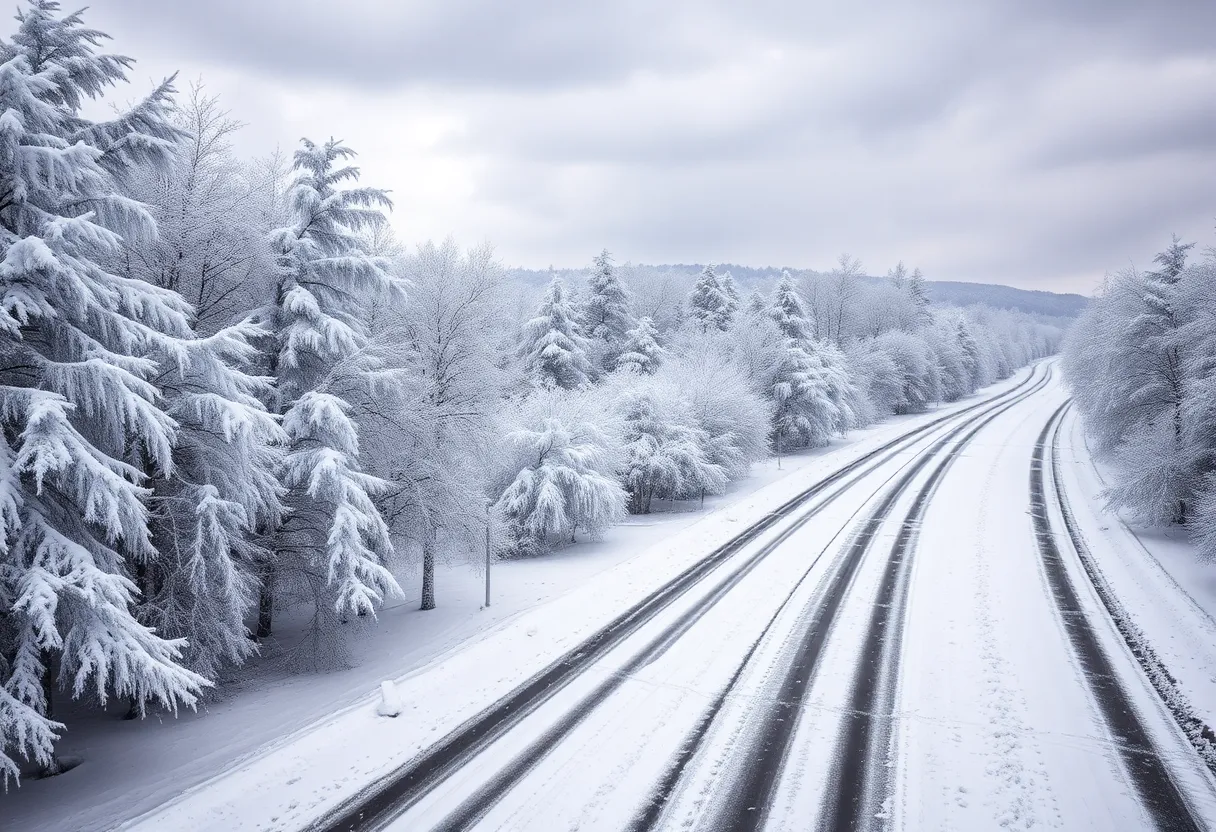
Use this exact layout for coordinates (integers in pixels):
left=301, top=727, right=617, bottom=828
left=420, top=543, right=436, bottom=611
left=39, top=652, right=64, bottom=778
left=1173, top=390, right=1187, bottom=525
left=256, top=562, right=275, bottom=639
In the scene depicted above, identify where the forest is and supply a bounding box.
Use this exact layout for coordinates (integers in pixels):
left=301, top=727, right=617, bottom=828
left=1064, top=237, right=1216, bottom=565
left=0, top=1, right=1062, bottom=782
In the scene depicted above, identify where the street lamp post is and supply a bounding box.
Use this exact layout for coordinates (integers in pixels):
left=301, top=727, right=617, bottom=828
left=485, top=502, right=492, bottom=608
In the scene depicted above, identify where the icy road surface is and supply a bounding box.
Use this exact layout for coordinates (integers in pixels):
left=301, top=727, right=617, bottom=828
left=133, top=363, right=1216, bottom=832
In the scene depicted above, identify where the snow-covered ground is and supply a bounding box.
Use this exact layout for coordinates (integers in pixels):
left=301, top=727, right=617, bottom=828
left=3, top=369, right=1034, bottom=832
left=17, top=363, right=1216, bottom=832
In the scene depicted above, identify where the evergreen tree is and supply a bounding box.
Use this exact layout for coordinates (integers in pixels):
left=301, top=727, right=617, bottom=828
left=0, top=0, right=208, bottom=781
left=770, top=270, right=809, bottom=341
left=615, top=382, right=726, bottom=514
left=494, top=390, right=626, bottom=555
left=581, top=249, right=635, bottom=372
left=519, top=276, right=593, bottom=390
left=688, top=264, right=732, bottom=331
left=120, top=86, right=285, bottom=678
left=888, top=261, right=908, bottom=290
left=771, top=340, right=858, bottom=452
left=908, top=267, right=930, bottom=320
left=719, top=271, right=740, bottom=327
left=615, top=316, right=664, bottom=374
left=263, top=139, right=402, bottom=638
left=1106, top=236, right=1195, bottom=524
left=746, top=289, right=767, bottom=315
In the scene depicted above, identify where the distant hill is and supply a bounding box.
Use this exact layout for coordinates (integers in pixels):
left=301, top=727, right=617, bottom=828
left=919, top=280, right=1087, bottom=318
left=506, top=263, right=1088, bottom=318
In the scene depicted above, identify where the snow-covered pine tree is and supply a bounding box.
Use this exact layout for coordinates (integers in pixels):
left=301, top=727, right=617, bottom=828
left=908, top=266, right=930, bottom=320
left=888, top=261, right=908, bottom=290
left=581, top=249, right=636, bottom=373
left=746, top=289, right=767, bottom=315
left=719, top=270, right=740, bottom=327
left=771, top=340, right=856, bottom=452
left=770, top=270, right=809, bottom=341
left=263, top=138, right=402, bottom=638
left=615, top=316, right=664, bottom=374
left=519, top=276, right=593, bottom=390
left=614, top=380, right=726, bottom=514
left=688, top=264, right=733, bottom=332
left=140, top=325, right=285, bottom=679
left=0, top=0, right=210, bottom=782
left=1098, top=237, right=1194, bottom=524
left=493, top=389, right=626, bottom=555
left=118, top=85, right=286, bottom=678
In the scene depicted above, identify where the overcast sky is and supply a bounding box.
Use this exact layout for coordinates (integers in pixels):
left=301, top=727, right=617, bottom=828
left=71, top=1, right=1216, bottom=293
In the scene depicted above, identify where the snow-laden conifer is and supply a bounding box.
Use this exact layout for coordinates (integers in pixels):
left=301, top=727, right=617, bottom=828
left=770, top=270, right=810, bottom=341
left=615, top=316, right=664, bottom=374
left=0, top=0, right=208, bottom=782
left=612, top=377, right=726, bottom=514
left=519, top=276, right=593, bottom=390
left=581, top=249, right=636, bottom=372
left=119, top=86, right=286, bottom=677
left=493, top=388, right=626, bottom=556
left=688, top=264, right=733, bottom=332
left=264, top=138, right=402, bottom=634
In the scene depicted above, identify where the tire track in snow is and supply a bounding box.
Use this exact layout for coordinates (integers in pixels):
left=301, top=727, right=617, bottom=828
left=1050, top=405, right=1216, bottom=778
left=312, top=368, right=1047, bottom=832
left=1030, top=403, right=1201, bottom=832
left=815, top=366, right=1055, bottom=832
left=650, top=367, right=1054, bottom=832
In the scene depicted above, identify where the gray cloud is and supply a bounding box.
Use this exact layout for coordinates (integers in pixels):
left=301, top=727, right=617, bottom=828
left=62, top=0, right=1216, bottom=292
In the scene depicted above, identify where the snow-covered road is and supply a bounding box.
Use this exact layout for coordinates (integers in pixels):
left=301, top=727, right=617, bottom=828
left=131, top=363, right=1216, bottom=832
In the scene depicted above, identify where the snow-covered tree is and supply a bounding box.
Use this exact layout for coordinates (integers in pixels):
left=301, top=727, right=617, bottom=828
left=615, top=316, right=664, bottom=374
left=1065, top=236, right=1206, bottom=526
left=0, top=0, right=210, bottom=781
left=581, top=249, right=635, bottom=372
left=612, top=377, right=726, bottom=514
left=907, top=266, right=930, bottom=320
left=122, top=83, right=275, bottom=333
left=688, top=264, right=733, bottom=332
left=888, top=261, right=909, bottom=290
left=493, top=388, right=626, bottom=556
left=140, top=325, right=285, bottom=680
left=118, top=85, right=285, bottom=678
left=361, top=239, right=506, bottom=611
left=719, top=270, right=740, bottom=327
left=872, top=330, right=941, bottom=413
left=746, top=289, right=767, bottom=315
left=770, top=270, right=809, bottom=341
left=519, top=276, right=593, bottom=390
left=771, top=340, right=858, bottom=452
left=660, top=344, right=769, bottom=481
left=262, top=138, right=402, bottom=638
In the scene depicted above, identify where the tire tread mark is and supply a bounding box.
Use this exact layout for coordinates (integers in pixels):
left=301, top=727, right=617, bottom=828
left=310, top=367, right=1042, bottom=832
left=704, top=368, right=1053, bottom=832
left=1031, top=403, right=1200, bottom=832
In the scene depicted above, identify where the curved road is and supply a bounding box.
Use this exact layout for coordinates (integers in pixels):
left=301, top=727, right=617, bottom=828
left=309, top=363, right=1216, bottom=831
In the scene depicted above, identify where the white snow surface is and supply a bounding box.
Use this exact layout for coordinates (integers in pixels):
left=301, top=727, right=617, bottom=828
left=18, top=364, right=1216, bottom=832
left=3, top=369, right=1032, bottom=832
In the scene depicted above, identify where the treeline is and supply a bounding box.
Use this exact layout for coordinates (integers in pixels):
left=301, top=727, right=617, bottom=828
left=0, top=2, right=1060, bottom=782
left=1064, top=235, right=1216, bottom=555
